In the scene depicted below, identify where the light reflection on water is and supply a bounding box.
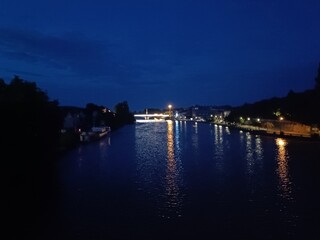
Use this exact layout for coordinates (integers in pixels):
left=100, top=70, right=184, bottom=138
left=246, top=132, right=254, bottom=175
left=163, top=120, right=183, bottom=218
left=135, top=121, right=184, bottom=219
left=255, top=136, right=263, bottom=163
left=276, top=138, right=292, bottom=200
left=214, top=124, right=224, bottom=171
left=52, top=122, right=320, bottom=239
left=191, top=122, right=199, bottom=151
left=245, top=133, right=263, bottom=175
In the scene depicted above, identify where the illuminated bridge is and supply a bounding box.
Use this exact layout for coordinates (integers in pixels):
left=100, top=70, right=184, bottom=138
left=134, top=113, right=170, bottom=123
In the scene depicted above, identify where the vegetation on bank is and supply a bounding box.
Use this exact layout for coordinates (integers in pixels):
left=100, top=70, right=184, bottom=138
left=226, top=64, right=320, bottom=126
left=1, top=76, right=135, bottom=226
left=58, top=101, right=135, bottom=152
left=1, top=76, right=135, bottom=157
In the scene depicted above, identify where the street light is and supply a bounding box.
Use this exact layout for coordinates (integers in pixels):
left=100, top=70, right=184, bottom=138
left=279, top=116, right=284, bottom=135
left=168, top=104, right=172, bottom=118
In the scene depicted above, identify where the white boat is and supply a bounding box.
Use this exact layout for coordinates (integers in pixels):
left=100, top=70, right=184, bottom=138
left=80, top=126, right=111, bottom=142
left=92, top=126, right=111, bottom=137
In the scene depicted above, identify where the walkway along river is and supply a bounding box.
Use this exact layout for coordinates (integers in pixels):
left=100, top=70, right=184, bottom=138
left=39, top=121, right=319, bottom=239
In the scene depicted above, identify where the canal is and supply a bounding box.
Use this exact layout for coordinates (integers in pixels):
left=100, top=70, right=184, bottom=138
left=40, top=121, right=319, bottom=239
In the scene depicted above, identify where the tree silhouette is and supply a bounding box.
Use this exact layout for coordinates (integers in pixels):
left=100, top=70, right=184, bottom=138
left=114, top=101, right=135, bottom=127
left=2, top=76, right=63, bottom=234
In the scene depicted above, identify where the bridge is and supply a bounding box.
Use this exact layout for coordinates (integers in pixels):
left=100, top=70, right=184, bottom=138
left=134, top=113, right=170, bottom=122
left=134, top=113, right=169, bottom=118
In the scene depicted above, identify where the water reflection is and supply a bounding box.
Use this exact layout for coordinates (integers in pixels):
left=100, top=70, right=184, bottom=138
left=77, top=146, right=83, bottom=169
left=134, top=122, right=183, bottom=218
left=175, top=121, right=181, bottom=155
left=135, top=123, right=167, bottom=197
left=98, top=136, right=111, bottom=161
left=276, top=138, right=292, bottom=199
left=214, top=124, right=224, bottom=170
left=241, top=133, right=264, bottom=176
left=164, top=120, right=183, bottom=218
left=246, top=132, right=254, bottom=175
left=52, top=122, right=319, bottom=239
left=191, top=122, right=199, bottom=150
left=255, top=135, right=263, bottom=163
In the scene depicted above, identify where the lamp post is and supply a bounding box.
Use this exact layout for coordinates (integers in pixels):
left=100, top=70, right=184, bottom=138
left=279, top=116, right=284, bottom=135
left=168, top=104, right=172, bottom=119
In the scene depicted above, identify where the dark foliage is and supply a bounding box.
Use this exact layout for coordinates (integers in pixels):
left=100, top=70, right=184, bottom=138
left=226, top=84, right=320, bottom=126
left=1, top=76, right=63, bottom=237
left=227, top=64, right=320, bottom=125
left=84, top=103, right=115, bottom=129
left=113, top=101, right=135, bottom=128
left=1, top=76, right=63, bottom=175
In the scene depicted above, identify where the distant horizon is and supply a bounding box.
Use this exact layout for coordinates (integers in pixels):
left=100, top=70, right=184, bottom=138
left=2, top=71, right=318, bottom=113
left=1, top=1, right=319, bottom=112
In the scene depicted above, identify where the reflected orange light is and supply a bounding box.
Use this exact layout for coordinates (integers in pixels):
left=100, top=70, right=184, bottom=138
left=167, top=120, right=175, bottom=163
left=165, top=120, right=180, bottom=215
left=275, top=138, right=292, bottom=199
left=276, top=138, right=286, bottom=147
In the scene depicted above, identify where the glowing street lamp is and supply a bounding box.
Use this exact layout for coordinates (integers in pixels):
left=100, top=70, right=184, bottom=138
left=168, top=104, right=173, bottom=118
left=279, top=116, right=284, bottom=135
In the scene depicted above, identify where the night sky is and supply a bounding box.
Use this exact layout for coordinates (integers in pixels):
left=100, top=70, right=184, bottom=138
left=1, top=0, right=319, bottom=111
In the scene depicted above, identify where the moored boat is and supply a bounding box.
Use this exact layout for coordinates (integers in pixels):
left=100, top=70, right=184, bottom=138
left=80, top=126, right=111, bottom=142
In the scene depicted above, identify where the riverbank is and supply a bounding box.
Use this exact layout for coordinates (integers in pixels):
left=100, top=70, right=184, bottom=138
left=216, top=122, right=320, bottom=141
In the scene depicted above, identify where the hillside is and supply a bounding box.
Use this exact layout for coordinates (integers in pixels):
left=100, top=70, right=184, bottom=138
left=226, top=64, right=320, bottom=126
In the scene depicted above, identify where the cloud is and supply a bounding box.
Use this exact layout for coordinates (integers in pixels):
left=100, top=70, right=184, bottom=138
left=0, top=27, right=217, bottom=90
left=0, top=28, right=140, bottom=81
left=0, top=67, right=46, bottom=78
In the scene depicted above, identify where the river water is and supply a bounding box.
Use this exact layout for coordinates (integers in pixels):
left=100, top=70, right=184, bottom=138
left=41, top=121, right=319, bottom=239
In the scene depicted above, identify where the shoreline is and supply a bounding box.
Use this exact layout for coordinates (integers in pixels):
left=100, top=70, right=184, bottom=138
left=216, top=122, right=320, bottom=142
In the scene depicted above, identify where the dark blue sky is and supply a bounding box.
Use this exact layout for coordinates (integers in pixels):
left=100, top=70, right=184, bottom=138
left=1, top=0, right=319, bottom=111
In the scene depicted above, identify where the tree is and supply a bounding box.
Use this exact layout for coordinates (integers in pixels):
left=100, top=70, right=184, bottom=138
left=114, top=101, right=135, bottom=127
left=1, top=76, right=63, bottom=158
left=2, top=76, right=63, bottom=228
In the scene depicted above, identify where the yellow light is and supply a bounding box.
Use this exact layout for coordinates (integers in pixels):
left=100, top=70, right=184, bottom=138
left=168, top=104, right=172, bottom=109
left=280, top=117, right=284, bottom=121
left=276, top=138, right=286, bottom=147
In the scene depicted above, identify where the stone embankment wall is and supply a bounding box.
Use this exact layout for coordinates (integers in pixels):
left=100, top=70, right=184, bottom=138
left=261, top=119, right=312, bottom=137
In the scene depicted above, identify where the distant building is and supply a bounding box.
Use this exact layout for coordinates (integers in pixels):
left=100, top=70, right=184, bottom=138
left=191, top=105, right=231, bottom=121
left=61, top=108, right=86, bottom=131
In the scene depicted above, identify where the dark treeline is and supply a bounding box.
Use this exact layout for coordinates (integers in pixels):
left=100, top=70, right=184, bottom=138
left=226, top=64, right=320, bottom=126
left=59, top=101, right=135, bottom=152
left=62, top=101, right=135, bottom=132
left=1, top=75, right=134, bottom=238
left=1, top=76, right=62, bottom=238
